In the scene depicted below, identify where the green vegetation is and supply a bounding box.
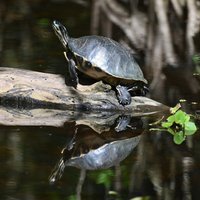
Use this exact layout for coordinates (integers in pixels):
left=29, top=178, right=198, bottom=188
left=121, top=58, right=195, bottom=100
left=150, top=104, right=197, bottom=144
left=67, top=195, right=76, bottom=200
left=193, top=54, right=200, bottom=74
left=162, top=109, right=197, bottom=144
left=37, top=18, right=50, bottom=26
left=90, top=169, right=114, bottom=189
left=193, top=54, right=200, bottom=64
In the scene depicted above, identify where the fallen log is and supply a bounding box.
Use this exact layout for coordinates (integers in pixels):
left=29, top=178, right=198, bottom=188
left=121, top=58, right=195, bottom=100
left=0, top=67, right=168, bottom=111
left=0, top=67, right=169, bottom=129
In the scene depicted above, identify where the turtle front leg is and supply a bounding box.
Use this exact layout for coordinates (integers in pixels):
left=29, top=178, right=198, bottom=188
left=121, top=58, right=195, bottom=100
left=116, top=85, right=132, bottom=106
left=64, top=51, right=79, bottom=89
left=67, top=59, right=79, bottom=89
left=115, top=115, right=131, bottom=132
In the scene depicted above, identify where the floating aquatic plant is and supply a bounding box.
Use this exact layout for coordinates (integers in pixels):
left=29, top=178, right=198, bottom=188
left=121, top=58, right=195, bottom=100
left=150, top=104, right=198, bottom=144
left=162, top=110, right=197, bottom=144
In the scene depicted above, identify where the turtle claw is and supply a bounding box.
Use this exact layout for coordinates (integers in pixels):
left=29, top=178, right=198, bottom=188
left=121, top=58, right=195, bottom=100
left=116, top=85, right=131, bottom=106
left=115, top=115, right=131, bottom=132
left=119, top=99, right=131, bottom=106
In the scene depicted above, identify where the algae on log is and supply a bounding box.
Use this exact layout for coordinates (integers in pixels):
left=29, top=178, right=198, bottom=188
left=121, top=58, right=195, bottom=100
left=0, top=67, right=169, bottom=129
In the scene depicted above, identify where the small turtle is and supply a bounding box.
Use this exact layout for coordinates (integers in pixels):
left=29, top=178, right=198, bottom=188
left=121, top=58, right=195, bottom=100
left=52, top=20, right=148, bottom=105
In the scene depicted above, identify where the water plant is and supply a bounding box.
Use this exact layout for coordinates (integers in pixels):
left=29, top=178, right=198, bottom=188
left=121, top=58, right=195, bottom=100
left=150, top=104, right=198, bottom=144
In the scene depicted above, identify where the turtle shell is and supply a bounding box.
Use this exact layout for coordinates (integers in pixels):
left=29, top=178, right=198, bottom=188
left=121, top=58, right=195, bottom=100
left=65, top=136, right=140, bottom=170
left=67, top=36, right=147, bottom=86
left=49, top=135, right=140, bottom=183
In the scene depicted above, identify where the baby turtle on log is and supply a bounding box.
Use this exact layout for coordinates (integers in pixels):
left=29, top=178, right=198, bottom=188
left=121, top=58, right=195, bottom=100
left=52, top=20, right=148, bottom=106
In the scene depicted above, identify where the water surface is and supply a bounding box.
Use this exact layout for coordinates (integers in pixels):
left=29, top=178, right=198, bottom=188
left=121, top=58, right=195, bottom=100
left=0, top=1, right=200, bottom=200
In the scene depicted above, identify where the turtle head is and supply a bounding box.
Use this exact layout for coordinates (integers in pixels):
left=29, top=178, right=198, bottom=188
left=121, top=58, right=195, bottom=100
left=52, top=20, right=69, bottom=48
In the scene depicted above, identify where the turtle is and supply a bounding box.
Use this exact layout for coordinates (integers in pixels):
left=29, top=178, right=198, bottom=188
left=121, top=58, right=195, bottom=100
left=52, top=20, right=148, bottom=105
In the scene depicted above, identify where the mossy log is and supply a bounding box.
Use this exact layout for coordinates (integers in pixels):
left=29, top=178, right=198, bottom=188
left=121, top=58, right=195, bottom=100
left=0, top=67, right=169, bottom=129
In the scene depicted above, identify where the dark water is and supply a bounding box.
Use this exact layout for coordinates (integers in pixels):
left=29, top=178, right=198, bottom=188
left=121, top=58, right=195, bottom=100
left=0, top=1, right=200, bottom=200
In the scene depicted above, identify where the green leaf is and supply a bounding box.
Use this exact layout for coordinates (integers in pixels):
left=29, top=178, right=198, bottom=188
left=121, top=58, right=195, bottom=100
left=96, top=170, right=114, bottom=188
left=167, top=115, right=175, bottom=123
left=184, top=121, right=197, bottom=135
left=162, top=121, right=173, bottom=128
left=184, top=114, right=190, bottom=122
left=167, top=128, right=175, bottom=135
left=193, top=54, right=200, bottom=64
left=174, top=110, right=189, bottom=124
left=173, top=131, right=186, bottom=145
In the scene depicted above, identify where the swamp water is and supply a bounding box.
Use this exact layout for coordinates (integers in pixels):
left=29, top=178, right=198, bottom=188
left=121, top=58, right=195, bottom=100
left=0, top=1, right=200, bottom=200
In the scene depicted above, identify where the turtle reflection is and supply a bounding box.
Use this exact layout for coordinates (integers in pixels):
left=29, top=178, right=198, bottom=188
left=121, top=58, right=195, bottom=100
left=50, top=117, right=143, bottom=183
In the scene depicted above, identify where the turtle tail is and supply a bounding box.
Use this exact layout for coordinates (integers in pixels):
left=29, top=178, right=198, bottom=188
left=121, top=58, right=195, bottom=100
left=52, top=20, right=69, bottom=48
